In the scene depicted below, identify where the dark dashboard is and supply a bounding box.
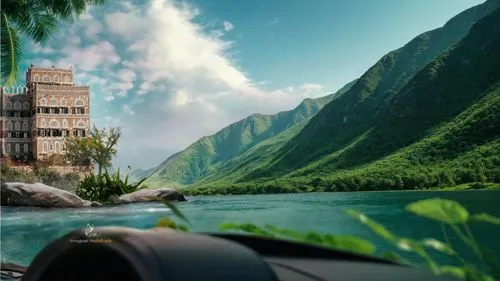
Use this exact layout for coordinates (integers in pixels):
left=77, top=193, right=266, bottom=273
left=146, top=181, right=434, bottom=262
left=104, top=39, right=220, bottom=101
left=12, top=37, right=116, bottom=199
left=11, top=227, right=456, bottom=281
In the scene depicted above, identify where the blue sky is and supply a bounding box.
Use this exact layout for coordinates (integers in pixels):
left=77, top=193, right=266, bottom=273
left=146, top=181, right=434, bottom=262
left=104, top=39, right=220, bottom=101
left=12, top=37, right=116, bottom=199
left=21, top=0, right=485, bottom=170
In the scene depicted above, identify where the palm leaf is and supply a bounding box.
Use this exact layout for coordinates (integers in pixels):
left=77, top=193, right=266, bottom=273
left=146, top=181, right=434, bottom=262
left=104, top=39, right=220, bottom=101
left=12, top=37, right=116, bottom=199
left=1, top=12, right=22, bottom=87
left=39, top=0, right=107, bottom=22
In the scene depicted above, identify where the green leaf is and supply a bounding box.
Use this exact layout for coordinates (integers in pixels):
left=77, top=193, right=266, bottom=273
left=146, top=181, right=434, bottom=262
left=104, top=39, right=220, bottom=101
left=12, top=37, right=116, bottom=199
left=469, top=213, right=500, bottom=225
left=420, top=238, right=456, bottom=256
left=381, top=252, right=403, bottom=263
left=162, top=200, right=192, bottom=227
left=436, top=266, right=465, bottom=279
left=156, top=217, right=178, bottom=229
left=219, top=223, right=275, bottom=237
left=406, top=198, right=469, bottom=224
left=322, top=235, right=376, bottom=255
left=345, top=209, right=397, bottom=242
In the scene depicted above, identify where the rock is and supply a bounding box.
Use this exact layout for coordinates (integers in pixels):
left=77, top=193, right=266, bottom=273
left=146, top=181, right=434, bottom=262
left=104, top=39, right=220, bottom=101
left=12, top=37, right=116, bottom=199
left=118, top=188, right=186, bottom=204
left=1, top=182, right=94, bottom=208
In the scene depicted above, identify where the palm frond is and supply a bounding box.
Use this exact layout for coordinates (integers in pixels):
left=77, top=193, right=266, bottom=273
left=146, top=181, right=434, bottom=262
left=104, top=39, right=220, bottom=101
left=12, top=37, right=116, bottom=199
left=1, top=12, right=23, bottom=87
left=14, top=4, right=60, bottom=43
left=37, top=0, right=107, bottom=22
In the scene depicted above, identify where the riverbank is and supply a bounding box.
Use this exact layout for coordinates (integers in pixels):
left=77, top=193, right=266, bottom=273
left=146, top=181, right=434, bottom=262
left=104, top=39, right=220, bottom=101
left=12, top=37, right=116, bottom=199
left=182, top=182, right=500, bottom=196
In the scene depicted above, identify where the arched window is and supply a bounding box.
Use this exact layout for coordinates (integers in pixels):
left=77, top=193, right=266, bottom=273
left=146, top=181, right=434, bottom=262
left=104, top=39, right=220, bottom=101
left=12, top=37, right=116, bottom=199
left=22, top=121, right=29, bottom=131
left=6, top=102, right=12, bottom=109
left=39, top=98, right=47, bottom=106
left=55, top=142, right=60, bottom=151
left=23, top=101, right=30, bottom=109
left=14, top=101, right=21, bottom=109
left=42, top=75, right=51, bottom=82
left=50, top=143, right=54, bottom=151
left=14, top=121, right=20, bottom=131
left=43, top=142, right=48, bottom=152
left=24, top=144, right=29, bottom=153
left=6, top=144, right=11, bottom=153
left=62, top=119, right=68, bottom=128
left=15, top=143, right=20, bottom=153
left=6, top=121, right=13, bottom=131
left=50, top=99, right=58, bottom=106
left=75, top=99, right=84, bottom=106
left=34, top=75, right=40, bottom=82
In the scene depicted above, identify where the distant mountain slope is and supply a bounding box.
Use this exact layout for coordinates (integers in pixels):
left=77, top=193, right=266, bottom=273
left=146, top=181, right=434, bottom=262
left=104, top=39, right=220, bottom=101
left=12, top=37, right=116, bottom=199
left=186, top=5, right=500, bottom=195
left=244, top=0, right=500, bottom=178
left=145, top=80, right=356, bottom=187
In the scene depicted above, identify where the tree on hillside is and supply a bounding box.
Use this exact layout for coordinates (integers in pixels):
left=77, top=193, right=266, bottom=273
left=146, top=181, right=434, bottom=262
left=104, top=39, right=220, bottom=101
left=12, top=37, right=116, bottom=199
left=1, top=0, right=106, bottom=86
left=64, top=126, right=121, bottom=175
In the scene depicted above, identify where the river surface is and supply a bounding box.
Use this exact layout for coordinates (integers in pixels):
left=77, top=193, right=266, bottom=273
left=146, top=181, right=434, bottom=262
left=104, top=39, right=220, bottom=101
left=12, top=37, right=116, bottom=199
left=1, top=190, right=500, bottom=267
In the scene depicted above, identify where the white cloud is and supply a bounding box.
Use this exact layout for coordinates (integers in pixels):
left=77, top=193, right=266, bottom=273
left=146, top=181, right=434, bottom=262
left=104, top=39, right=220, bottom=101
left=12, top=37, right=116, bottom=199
left=44, top=0, right=327, bottom=169
left=31, top=43, right=55, bottom=54
left=123, top=104, right=135, bottom=115
left=266, top=17, right=280, bottom=27
left=104, top=95, right=115, bottom=102
left=83, top=21, right=104, bottom=39
left=223, top=21, right=234, bottom=32
left=58, top=41, right=121, bottom=71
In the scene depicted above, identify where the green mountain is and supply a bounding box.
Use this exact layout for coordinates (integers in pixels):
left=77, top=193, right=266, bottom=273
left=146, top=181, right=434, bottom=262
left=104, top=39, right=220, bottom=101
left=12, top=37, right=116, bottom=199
left=246, top=0, right=500, bottom=178
left=187, top=2, right=500, bottom=194
left=145, top=80, right=356, bottom=187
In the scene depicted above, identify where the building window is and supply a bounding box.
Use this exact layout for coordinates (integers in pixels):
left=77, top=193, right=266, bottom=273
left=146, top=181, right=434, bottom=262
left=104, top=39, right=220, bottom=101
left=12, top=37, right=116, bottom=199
left=24, top=144, right=29, bottom=153
left=15, top=143, right=20, bottom=153
left=43, top=142, right=48, bottom=152
left=41, top=119, right=46, bottom=127
left=39, top=98, right=47, bottom=106
left=7, top=121, right=13, bottom=130
left=50, top=143, right=54, bottom=151
left=23, top=102, right=30, bottom=110
left=22, top=122, right=29, bottom=131
left=14, top=111, right=20, bottom=117
left=43, top=75, right=51, bottom=82
left=77, top=121, right=86, bottom=128
left=14, top=121, right=20, bottom=131
left=62, top=120, right=68, bottom=128
left=34, top=75, right=40, bottom=82
left=14, top=102, right=21, bottom=110
left=49, top=108, right=56, bottom=114
left=55, top=142, right=60, bottom=151
left=62, top=130, right=67, bottom=137
left=53, top=75, right=60, bottom=82
left=77, top=130, right=83, bottom=137
left=75, top=99, right=84, bottom=106
left=6, top=144, right=11, bottom=153
left=15, top=132, right=20, bottom=138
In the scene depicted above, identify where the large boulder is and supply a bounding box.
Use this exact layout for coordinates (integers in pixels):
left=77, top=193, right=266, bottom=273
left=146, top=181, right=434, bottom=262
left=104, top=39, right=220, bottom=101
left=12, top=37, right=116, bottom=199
left=118, top=188, right=186, bottom=204
left=0, top=182, right=99, bottom=208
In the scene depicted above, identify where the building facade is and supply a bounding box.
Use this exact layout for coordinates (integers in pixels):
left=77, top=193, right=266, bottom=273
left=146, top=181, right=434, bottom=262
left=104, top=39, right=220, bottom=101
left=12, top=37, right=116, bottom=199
left=1, top=65, right=90, bottom=165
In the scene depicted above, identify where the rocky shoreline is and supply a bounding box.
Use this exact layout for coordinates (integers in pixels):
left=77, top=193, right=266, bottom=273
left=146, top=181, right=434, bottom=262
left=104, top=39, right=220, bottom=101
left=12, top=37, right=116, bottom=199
left=0, top=182, right=186, bottom=208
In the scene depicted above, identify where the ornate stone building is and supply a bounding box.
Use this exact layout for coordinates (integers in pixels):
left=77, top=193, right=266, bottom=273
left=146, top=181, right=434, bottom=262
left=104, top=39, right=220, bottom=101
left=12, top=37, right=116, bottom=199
left=1, top=65, right=90, bottom=165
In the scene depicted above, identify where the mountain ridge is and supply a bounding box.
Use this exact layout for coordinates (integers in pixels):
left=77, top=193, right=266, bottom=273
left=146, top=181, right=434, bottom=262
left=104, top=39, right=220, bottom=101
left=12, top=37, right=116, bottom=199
left=145, top=79, right=357, bottom=187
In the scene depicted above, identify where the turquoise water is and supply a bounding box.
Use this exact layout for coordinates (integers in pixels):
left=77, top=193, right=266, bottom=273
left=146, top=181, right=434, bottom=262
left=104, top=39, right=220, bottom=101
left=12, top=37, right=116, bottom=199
left=2, top=190, right=500, bottom=267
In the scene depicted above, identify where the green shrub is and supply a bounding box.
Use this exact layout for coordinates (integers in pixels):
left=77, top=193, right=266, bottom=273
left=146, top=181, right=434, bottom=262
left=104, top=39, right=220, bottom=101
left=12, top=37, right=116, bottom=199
left=157, top=198, right=500, bottom=281
left=0, top=165, right=80, bottom=192
left=76, top=167, right=148, bottom=203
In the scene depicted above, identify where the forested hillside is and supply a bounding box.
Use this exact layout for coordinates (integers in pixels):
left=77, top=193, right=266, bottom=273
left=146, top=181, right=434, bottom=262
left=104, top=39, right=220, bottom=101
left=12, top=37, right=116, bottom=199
left=145, top=80, right=356, bottom=187
left=186, top=4, right=500, bottom=195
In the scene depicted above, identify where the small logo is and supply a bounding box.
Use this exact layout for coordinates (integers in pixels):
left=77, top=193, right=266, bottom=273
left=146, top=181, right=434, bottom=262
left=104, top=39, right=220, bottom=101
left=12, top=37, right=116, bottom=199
left=84, top=223, right=94, bottom=237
